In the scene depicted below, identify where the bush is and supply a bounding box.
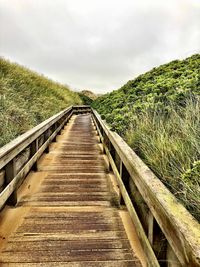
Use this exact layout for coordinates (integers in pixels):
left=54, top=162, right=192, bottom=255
left=93, top=54, right=200, bottom=221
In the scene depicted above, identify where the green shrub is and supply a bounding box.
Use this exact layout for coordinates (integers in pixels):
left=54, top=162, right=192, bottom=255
left=78, top=93, right=93, bottom=105
left=93, top=54, right=200, bottom=221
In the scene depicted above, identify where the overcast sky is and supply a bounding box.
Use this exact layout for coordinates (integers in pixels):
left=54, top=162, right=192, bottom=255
left=0, top=0, right=200, bottom=93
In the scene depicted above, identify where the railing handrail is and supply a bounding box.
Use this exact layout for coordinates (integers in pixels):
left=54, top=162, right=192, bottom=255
left=0, top=105, right=90, bottom=210
left=92, top=108, right=200, bottom=267
left=0, top=105, right=91, bottom=162
left=0, top=106, right=73, bottom=169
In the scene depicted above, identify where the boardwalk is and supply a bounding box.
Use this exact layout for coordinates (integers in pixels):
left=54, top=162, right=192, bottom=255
left=0, top=114, right=142, bottom=266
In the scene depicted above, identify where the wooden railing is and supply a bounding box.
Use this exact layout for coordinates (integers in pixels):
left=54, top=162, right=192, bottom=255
left=92, top=109, right=200, bottom=267
left=0, top=105, right=199, bottom=267
left=0, top=105, right=90, bottom=209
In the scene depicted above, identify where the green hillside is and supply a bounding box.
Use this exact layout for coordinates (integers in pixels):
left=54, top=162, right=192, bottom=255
left=0, top=58, right=82, bottom=147
left=78, top=92, right=93, bottom=105
left=78, top=90, right=97, bottom=105
left=93, top=54, right=200, bottom=221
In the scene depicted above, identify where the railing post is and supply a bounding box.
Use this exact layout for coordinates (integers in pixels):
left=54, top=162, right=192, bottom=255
left=0, top=170, right=5, bottom=193
left=30, top=138, right=39, bottom=171
left=119, top=161, right=130, bottom=205
left=44, top=129, right=50, bottom=153
left=57, top=119, right=62, bottom=135
left=102, top=131, right=107, bottom=154
left=5, top=158, right=17, bottom=205
left=52, top=123, right=57, bottom=142
left=119, top=159, right=124, bottom=205
left=147, top=212, right=154, bottom=245
left=107, top=140, right=113, bottom=172
left=167, top=243, right=181, bottom=267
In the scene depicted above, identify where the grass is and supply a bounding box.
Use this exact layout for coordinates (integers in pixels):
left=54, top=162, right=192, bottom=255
left=125, top=96, right=200, bottom=221
left=0, top=58, right=82, bottom=147
left=93, top=54, right=200, bottom=221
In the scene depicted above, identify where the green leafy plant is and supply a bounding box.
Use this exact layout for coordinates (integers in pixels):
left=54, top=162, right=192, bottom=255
left=92, top=54, right=200, bottom=221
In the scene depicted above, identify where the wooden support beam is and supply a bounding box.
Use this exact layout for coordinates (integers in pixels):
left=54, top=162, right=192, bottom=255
left=148, top=212, right=154, bottom=246
left=0, top=170, right=5, bottom=193
left=0, top=170, right=5, bottom=188
left=167, top=243, right=181, bottom=267
left=129, top=178, right=149, bottom=233
left=120, top=161, right=130, bottom=206
left=5, top=158, right=17, bottom=205
left=30, top=139, right=39, bottom=171
left=44, top=130, right=50, bottom=153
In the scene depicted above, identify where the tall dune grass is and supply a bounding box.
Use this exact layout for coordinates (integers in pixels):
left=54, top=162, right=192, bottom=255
left=0, top=58, right=82, bottom=147
left=126, top=97, right=200, bottom=221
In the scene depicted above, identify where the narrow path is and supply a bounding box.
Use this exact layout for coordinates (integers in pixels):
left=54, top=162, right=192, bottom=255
left=0, top=114, right=142, bottom=266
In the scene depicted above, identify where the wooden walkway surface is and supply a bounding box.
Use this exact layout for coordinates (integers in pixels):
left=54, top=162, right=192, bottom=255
left=0, top=114, right=142, bottom=266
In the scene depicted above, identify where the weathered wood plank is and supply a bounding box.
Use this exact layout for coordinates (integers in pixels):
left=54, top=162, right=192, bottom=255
left=5, top=158, right=17, bottom=205
left=0, top=170, right=5, bottom=188
left=20, top=201, right=112, bottom=207
left=3, top=239, right=131, bottom=251
left=0, top=113, right=141, bottom=267
left=0, top=250, right=135, bottom=263
left=25, top=208, right=119, bottom=218
left=0, top=261, right=140, bottom=267
left=9, top=230, right=128, bottom=242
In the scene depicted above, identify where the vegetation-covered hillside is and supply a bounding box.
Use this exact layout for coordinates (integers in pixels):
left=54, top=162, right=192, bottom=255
left=78, top=92, right=93, bottom=105
left=81, top=90, right=97, bottom=100
left=93, top=54, right=200, bottom=221
left=78, top=90, right=97, bottom=105
left=0, top=58, right=82, bottom=147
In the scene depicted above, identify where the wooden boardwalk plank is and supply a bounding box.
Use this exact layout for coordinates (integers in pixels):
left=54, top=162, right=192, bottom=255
left=1, top=261, right=141, bottom=267
left=0, top=114, right=142, bottom=266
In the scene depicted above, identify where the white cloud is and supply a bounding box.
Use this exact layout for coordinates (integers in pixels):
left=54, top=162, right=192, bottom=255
left=0, top=0, right=199, bottom=93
